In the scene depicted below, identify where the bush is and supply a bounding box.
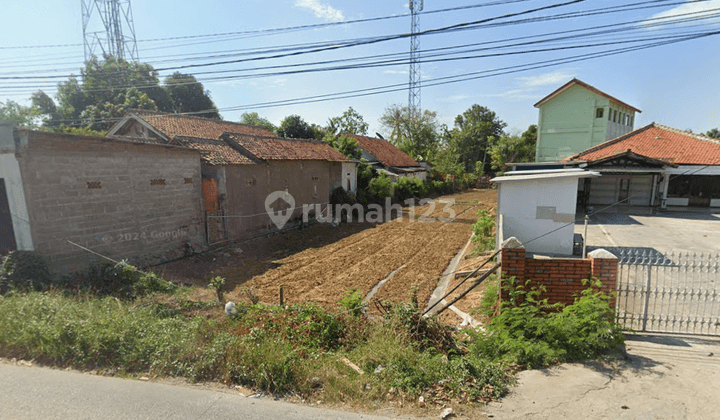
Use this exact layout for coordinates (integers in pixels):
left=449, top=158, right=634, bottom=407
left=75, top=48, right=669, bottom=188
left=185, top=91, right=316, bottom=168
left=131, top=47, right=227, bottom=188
left=61, top=260, right=175, bottom=299
left=339, top=288, right=364, bottom=317
left=368, top=174, right=393, bottom=203
left=393, top=177, right=426, bottom=202
left=471, top=209, right=495, bottom=252
left=469, top=278, right=624, bottom=369
left=0, top=251, right=53, bottom=292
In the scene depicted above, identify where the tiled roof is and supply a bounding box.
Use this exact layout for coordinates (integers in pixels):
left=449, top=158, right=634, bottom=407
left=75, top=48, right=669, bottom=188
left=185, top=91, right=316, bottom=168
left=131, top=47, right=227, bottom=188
left=534, top=78, right=641, bottom=113
left=344, top=134, right=420, bottom=167
left=566, top=123, right=720, bottom=165
left=174, top=136, right=254, bottom=165
left=223, top=134, right=349, bottom=162
left=131, top=110, right=277, bottom=140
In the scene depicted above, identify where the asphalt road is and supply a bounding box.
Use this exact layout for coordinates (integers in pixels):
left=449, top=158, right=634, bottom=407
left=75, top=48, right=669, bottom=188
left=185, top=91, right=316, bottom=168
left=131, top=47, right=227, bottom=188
left=0, top=363, right=394, bottom=420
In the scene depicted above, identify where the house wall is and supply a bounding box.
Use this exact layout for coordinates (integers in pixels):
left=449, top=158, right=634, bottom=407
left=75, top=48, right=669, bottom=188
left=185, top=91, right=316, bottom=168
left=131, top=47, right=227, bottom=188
left=14, top=131, right=204, bottom=275
left=497, top=177, right=579, bottom=255
left=341, top=162, right=357, bottom=193
left=222, top=160, right=336, bottom=240
left=500, top=243, right=617, bottom=307
left=536, top=84, right=636, bottom=162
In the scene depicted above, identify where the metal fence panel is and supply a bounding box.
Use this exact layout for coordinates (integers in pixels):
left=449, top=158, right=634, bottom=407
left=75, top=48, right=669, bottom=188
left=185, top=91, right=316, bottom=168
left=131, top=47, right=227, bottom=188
left=616, top=250, right=720, bottom=336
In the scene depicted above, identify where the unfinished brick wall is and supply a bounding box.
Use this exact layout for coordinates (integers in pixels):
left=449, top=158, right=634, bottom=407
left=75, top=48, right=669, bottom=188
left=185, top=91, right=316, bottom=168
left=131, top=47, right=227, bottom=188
left=499, top=238, right=617, bottom=307
left=16, top=131, right=205, bottom=275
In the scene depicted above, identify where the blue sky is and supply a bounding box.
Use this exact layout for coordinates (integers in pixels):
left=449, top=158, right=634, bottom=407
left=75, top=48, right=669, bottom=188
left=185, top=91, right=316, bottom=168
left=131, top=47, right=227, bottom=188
left=1, top=0, right=719, bottom=136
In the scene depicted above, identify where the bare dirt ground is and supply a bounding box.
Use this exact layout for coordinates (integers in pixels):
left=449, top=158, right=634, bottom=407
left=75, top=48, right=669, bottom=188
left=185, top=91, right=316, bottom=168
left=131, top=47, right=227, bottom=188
left=158, top=189, right=497, bottom=311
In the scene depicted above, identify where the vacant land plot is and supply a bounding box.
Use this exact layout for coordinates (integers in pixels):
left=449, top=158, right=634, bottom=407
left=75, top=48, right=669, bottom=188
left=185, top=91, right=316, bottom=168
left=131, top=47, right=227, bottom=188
left=160, top=190, right=497, bottom=310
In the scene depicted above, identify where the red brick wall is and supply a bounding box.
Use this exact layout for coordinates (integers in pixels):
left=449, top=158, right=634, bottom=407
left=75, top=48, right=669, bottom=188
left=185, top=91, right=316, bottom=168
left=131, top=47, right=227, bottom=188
left=500, top=245, right=617, bottom=307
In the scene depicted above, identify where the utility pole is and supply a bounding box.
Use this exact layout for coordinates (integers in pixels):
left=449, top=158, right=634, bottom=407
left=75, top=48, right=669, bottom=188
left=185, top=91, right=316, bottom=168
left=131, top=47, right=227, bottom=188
left=82, top=0, right=139, bottom=61
left=408, top=0, right=423, bottom=116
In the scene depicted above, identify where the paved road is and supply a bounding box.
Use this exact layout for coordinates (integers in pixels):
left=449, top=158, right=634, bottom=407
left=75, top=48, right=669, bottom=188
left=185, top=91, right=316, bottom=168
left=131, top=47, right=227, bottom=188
left=485, top=334, right=720, bottom=420
left=0, top=363, right=395, bottom=420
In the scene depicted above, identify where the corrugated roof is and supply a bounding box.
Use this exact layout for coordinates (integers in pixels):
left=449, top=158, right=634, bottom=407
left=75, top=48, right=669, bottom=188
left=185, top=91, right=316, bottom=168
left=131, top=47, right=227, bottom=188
left=534, top=78, right=642, bottom=113
left=173, top=136, right=254, bottom=165
left=224, top=134, right=349, bottom=162
left=566, top=123, right=720, bottom=166
left=130, top=110, right=277, bottom=140
left=344, top=134, right=420, bottom=167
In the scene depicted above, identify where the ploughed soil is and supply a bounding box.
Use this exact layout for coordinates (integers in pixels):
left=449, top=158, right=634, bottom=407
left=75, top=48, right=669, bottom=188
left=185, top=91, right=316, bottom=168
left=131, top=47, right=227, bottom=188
left=158, top=189, right=497, bottom=312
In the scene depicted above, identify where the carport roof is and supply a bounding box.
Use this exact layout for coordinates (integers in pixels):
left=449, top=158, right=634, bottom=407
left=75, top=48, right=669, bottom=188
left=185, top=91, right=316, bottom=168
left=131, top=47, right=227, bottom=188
left=566, top=123, right=720, bottom=165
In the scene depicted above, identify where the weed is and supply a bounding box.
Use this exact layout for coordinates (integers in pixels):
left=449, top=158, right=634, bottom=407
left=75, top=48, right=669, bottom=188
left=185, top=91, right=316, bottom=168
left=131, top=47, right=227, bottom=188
left=339, top=288, right=364, bottom=317
left=471, top=210, right=495, bottom=253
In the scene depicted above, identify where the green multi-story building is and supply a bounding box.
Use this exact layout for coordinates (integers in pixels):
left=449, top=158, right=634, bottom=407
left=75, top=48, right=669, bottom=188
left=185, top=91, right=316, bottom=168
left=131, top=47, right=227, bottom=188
left=534, top=78, right=641, bottom=162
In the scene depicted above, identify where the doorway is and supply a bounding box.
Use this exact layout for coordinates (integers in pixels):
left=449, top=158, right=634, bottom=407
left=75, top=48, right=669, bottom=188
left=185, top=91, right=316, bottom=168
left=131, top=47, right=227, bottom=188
left=0, top=179, right=17, bottom=254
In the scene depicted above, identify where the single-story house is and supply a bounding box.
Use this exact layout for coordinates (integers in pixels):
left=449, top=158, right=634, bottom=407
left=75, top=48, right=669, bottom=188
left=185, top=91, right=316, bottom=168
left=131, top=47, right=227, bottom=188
left=564, top=123, right=720, bottom=209
left=107, top=111, right=355, bottom=243
left=344, top=134, right=427, bottom=181
left=171, top=133, right=352, bottom=242
left=0, top=121, right=205, bottom=274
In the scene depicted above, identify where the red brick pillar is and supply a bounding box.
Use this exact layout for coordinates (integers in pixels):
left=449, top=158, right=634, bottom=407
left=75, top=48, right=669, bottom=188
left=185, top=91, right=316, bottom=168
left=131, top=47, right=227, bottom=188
left=588, top=249, right=618, bottom=308
left=499, top=237, right=526, bottom=301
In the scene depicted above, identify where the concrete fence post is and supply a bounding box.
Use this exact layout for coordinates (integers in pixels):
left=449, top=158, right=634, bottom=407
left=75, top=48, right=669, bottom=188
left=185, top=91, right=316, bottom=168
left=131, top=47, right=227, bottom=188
left=588, top=248, right=618, bottom=308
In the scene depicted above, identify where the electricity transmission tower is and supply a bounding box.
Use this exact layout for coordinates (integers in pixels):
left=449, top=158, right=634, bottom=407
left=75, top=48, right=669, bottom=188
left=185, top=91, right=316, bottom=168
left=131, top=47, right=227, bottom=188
left=408, top=0, right=423, bottom=115
left=82, top=0, right=139, bottom=61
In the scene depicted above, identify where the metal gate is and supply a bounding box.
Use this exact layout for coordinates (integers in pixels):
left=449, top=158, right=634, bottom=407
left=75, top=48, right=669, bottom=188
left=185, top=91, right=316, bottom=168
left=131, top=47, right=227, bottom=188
left=616, top=250, right=720, bottom=336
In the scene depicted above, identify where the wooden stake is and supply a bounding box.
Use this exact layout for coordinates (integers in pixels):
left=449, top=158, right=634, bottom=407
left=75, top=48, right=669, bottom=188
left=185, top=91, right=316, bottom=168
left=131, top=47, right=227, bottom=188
left=279, top=284, right=284, bottom=306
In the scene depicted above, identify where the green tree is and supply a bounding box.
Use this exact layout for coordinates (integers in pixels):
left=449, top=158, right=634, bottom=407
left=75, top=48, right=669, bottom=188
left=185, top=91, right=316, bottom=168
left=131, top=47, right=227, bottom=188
left=326, top=106, right=368, bottom=136
left=379, top=105, right=440, bottom=161
left=323, top=133, right=362, bottom=159
left=33, top=56, right=219, bottom=131
left=446, top=104, right=507, bottom=173
left=0, top=100, right=41, bottom=129
left=163, top=72, right=220, bottom=119
left=707, top=128, right=720, bottom=139
left=239, top=112, right=276, bottom=132
left=489, top=124, right=537, bottom=172
left=277, top=114, right=316, bottom=139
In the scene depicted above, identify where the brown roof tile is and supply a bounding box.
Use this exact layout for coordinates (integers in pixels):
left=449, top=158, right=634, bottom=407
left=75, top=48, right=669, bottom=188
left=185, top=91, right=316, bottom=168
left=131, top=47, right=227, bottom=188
left=224, top=134, right=348, bottom=162
left=174, top=136, right=254, bottom=165
left=344, top=134, right=420, bottom=167
left=566, top=123, right=720, bottom=165
left=132, top=110, right=277, bottom=140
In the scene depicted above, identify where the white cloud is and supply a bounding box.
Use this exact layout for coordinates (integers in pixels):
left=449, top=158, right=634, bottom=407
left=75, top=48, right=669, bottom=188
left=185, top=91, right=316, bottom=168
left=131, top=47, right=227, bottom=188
left=383, top=69, right=408, bottom=75
left=516, top=70, right=575, bottom=88
left=480, top=89, right=540, bottom=101
left=641, top=0, right=720, bottom=28
left=438, top=94, right=470, bottom=103
left=294, top=0, right=344, bottom=22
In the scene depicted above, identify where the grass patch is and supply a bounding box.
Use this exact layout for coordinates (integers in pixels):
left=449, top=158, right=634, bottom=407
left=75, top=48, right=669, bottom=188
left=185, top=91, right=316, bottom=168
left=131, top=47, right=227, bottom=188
left=0, top=278, right=624, bottom=409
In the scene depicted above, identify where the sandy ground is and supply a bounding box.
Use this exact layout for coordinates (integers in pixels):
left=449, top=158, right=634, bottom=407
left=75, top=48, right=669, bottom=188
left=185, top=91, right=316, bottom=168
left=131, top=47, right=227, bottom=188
left=158, top=190, right=497, bottom=311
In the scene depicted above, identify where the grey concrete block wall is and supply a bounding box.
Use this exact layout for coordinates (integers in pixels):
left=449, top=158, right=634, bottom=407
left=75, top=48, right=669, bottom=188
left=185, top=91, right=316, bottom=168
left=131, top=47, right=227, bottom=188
left=16, top=131, right=204, bottom=275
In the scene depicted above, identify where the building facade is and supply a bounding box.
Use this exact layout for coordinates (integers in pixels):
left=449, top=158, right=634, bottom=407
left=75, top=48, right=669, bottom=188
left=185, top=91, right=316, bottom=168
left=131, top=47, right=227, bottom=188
left=534, top=79, right=641, bottom=162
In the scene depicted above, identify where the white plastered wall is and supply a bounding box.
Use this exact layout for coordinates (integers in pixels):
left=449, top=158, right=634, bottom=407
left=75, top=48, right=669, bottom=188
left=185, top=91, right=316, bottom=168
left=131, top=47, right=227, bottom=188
left=0, top=123, right=33, bottom=250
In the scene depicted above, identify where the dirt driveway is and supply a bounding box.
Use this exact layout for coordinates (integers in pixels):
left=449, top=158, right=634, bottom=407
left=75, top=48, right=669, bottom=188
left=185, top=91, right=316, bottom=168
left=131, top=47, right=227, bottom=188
left=484, top=333, right=720, bottom=420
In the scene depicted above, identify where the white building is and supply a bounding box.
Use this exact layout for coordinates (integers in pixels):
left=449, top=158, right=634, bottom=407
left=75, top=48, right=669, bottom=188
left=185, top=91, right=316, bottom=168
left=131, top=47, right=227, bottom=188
left=492, top=169, right=600, bottom=256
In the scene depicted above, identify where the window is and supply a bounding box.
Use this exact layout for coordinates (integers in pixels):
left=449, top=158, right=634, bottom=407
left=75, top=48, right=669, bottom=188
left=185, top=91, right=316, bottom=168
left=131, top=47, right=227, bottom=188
left=629, top=115, right=634, bottom=127
left=608, top=108, right=612, bottom=121
left=596, top=108, right=604, bottom=118
left=613, top=110, right=618, bottom=123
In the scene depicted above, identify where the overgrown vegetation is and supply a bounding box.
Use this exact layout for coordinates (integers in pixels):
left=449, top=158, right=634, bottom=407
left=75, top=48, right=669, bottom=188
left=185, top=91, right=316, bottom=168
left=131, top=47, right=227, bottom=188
left=0, top=251, right=52, bottom=293
left=0, top=275, right=624, bottom=408
left=471, top=209, right=496, bottom=253
left=470, top=278, right=624, bottom=369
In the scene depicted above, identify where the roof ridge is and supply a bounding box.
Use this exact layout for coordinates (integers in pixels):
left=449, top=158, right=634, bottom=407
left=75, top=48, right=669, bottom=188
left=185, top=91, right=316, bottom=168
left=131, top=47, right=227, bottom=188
left=136, top=111, right=276, bottom=135
left=534, top=78, right=641, bottom=113
left=652, top=123, right=720, bottom=145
